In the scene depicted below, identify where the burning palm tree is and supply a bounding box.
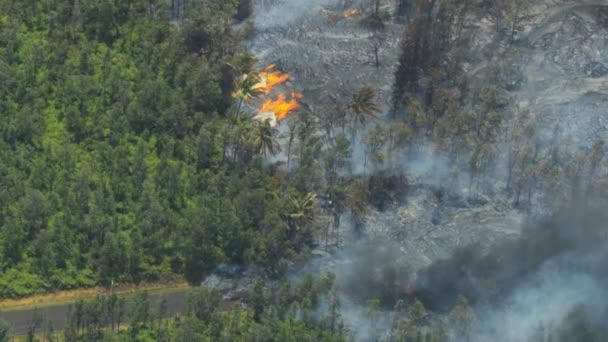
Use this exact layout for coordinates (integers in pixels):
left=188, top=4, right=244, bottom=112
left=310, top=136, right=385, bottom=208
left=232, top=71, right=262, bottom=123
left=253, top=64, right=290, bottom=94
left=232, top=64, right=292, bottom=124
left=254, top=92, right=304, bottom=126
left=233, top=72, right=261, bottom=102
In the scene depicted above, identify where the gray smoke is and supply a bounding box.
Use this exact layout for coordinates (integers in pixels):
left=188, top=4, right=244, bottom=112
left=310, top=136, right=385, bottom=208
left=300, top=197, right=608, bottom=340
left=412, top=197, right=608, bottom=341
left=247, top=0, right=608, bottom=340
left=468, top=253, right=608, bottom=341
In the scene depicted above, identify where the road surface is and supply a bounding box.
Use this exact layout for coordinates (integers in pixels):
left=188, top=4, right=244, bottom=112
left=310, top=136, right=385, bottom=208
left=0, top=290, right=189, bottom=336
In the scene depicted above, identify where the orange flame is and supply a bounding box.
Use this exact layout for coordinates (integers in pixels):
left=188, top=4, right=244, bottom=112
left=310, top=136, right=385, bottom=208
left=253, top=64, right=290, bottom=94
left=343, top=8, right=360, bottom=18
left=260, top=92, right=303, bottom=121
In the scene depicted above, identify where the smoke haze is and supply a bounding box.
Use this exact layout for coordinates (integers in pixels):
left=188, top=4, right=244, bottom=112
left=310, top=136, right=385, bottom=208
left=254, top=0, right=339, bottom=29
left=247, top=0, right=608, bottom=340
left=469, top=253, right=608, bottom=341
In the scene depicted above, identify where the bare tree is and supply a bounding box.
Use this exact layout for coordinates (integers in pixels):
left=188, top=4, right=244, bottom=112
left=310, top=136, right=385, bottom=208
left=496, top=0, right=529, bottom=44
left=370, top=30, right=387, bottom=67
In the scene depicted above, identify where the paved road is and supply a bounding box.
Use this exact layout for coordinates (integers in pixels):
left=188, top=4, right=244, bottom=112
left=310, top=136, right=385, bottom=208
left=0, top=290, right=189, bottom=336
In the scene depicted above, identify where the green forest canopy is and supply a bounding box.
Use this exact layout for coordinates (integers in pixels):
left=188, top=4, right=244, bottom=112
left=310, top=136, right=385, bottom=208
left=0, top=0, right=319, bottom=298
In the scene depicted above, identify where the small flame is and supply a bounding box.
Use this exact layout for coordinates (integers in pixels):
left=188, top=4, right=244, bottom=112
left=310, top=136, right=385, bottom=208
left=260, top=92, right=303, bottom=121
left=343, top=8, right=360, bottom=18
left=253, top=65, right=290, bottom=94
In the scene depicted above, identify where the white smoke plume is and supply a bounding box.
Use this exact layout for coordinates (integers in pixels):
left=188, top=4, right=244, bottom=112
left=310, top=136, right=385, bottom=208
left=468, top=253, right=608, bottom=341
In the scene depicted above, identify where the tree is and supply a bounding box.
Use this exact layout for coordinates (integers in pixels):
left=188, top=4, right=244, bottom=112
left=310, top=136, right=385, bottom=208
left=106, top=292, right=119, bottom=331
left=284, top=192, right=318, bottom=233
left=327, top=288, right=342, bottom=334
left=469, top=143, right=494, bottom=194
left=448, top=295, right=474, bottom=339
left=391, top=0, right=434, bottom=115
left=252, top=119, right=281, bottom=157
left=497, top=0, right=529, bottom=44
left=27, top=308, right=44, bottom=342
left=364, top=0, right=390, bottom=67
left=408, top=299, right=429, bottom=325
left=345, top=179, right=369, bottom=236
left=251, top=279, right=268, bottom=320
left=391, top=300, right=408, bottom=340
left=229, top=119, right=256, bottom=164
left=184, top=208, right=224, bottom=284
left=349, top=87, right=382, bottom=128
left=70, top=0, right=83, bottom=40
left=130, top=291, right=151, bottom=333
left=231, top=71, right=261, bottom=124
left=364, top=0, right=391, bottom=30
left=370, top=30, right=387, bottom=67
left=387, top=121, right=412, bottom=167
left=158, top=297, right=168, bottom=329
left=348, top=87, right=382, bottom=143
left=506, top=108, right=535, bottom=192
left=291, top=111, right=324, bottom=192
left=0, top=320, right=9, bottom=342
left=187, top=287, right=221, bottom=322
left=117, top=297, right=126, bottom=330
left=395, top=0, right=411, bottom=20
left=364, top=299, right=382, bottom=337
left=364, top=124, right=388, bottom=172
left=286, top=119, right=299, bottom=169
left=235, top=0, right=253, bottom=21
left=324, top=133, right=352, bottom=186
left=45, top=321, right=56, bottom=342
left=586, top=139, right=605, bottom=196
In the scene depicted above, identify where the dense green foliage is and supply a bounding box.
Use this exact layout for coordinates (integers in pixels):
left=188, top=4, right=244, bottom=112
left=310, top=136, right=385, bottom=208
left=4, top=0, right=607, bottom=340
left=27, top=274, right=345, bottom=341
left=0, top=0, right=320, bottom=298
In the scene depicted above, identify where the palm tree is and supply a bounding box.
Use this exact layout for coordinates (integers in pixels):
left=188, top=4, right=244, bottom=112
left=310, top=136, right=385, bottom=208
left=348, top=86, right=381, bottom=142
left=230, top=118, right=254, bottom=164
left=284, top=192, right=317, bottom=231
left=286, top=119, right=299, bottom=169
left=252, top=119, right=281, bottom=157
left=231, top=71, right=261, bottom=124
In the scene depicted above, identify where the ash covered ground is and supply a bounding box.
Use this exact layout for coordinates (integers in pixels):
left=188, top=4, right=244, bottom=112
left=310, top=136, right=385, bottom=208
left=482, top=1, right=608, bottom=146
left=246, top=0, right=524, bottom=276
left=241, top=0, right=608, bottom=267
left=206, top=0, right=608, bottom=340
left=247, top=1, right=403, bottom=111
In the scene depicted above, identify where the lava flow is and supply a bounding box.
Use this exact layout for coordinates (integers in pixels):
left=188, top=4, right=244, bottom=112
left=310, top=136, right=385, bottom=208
left=260, top=92, right=303, bottom=121
left=253, top=64, right=290, bottom=94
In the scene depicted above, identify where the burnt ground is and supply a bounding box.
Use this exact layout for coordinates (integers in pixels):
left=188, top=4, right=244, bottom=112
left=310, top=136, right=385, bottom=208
left=249, top=1, right=404, bottom=114
left=247, top=0, right=608, bottom=263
